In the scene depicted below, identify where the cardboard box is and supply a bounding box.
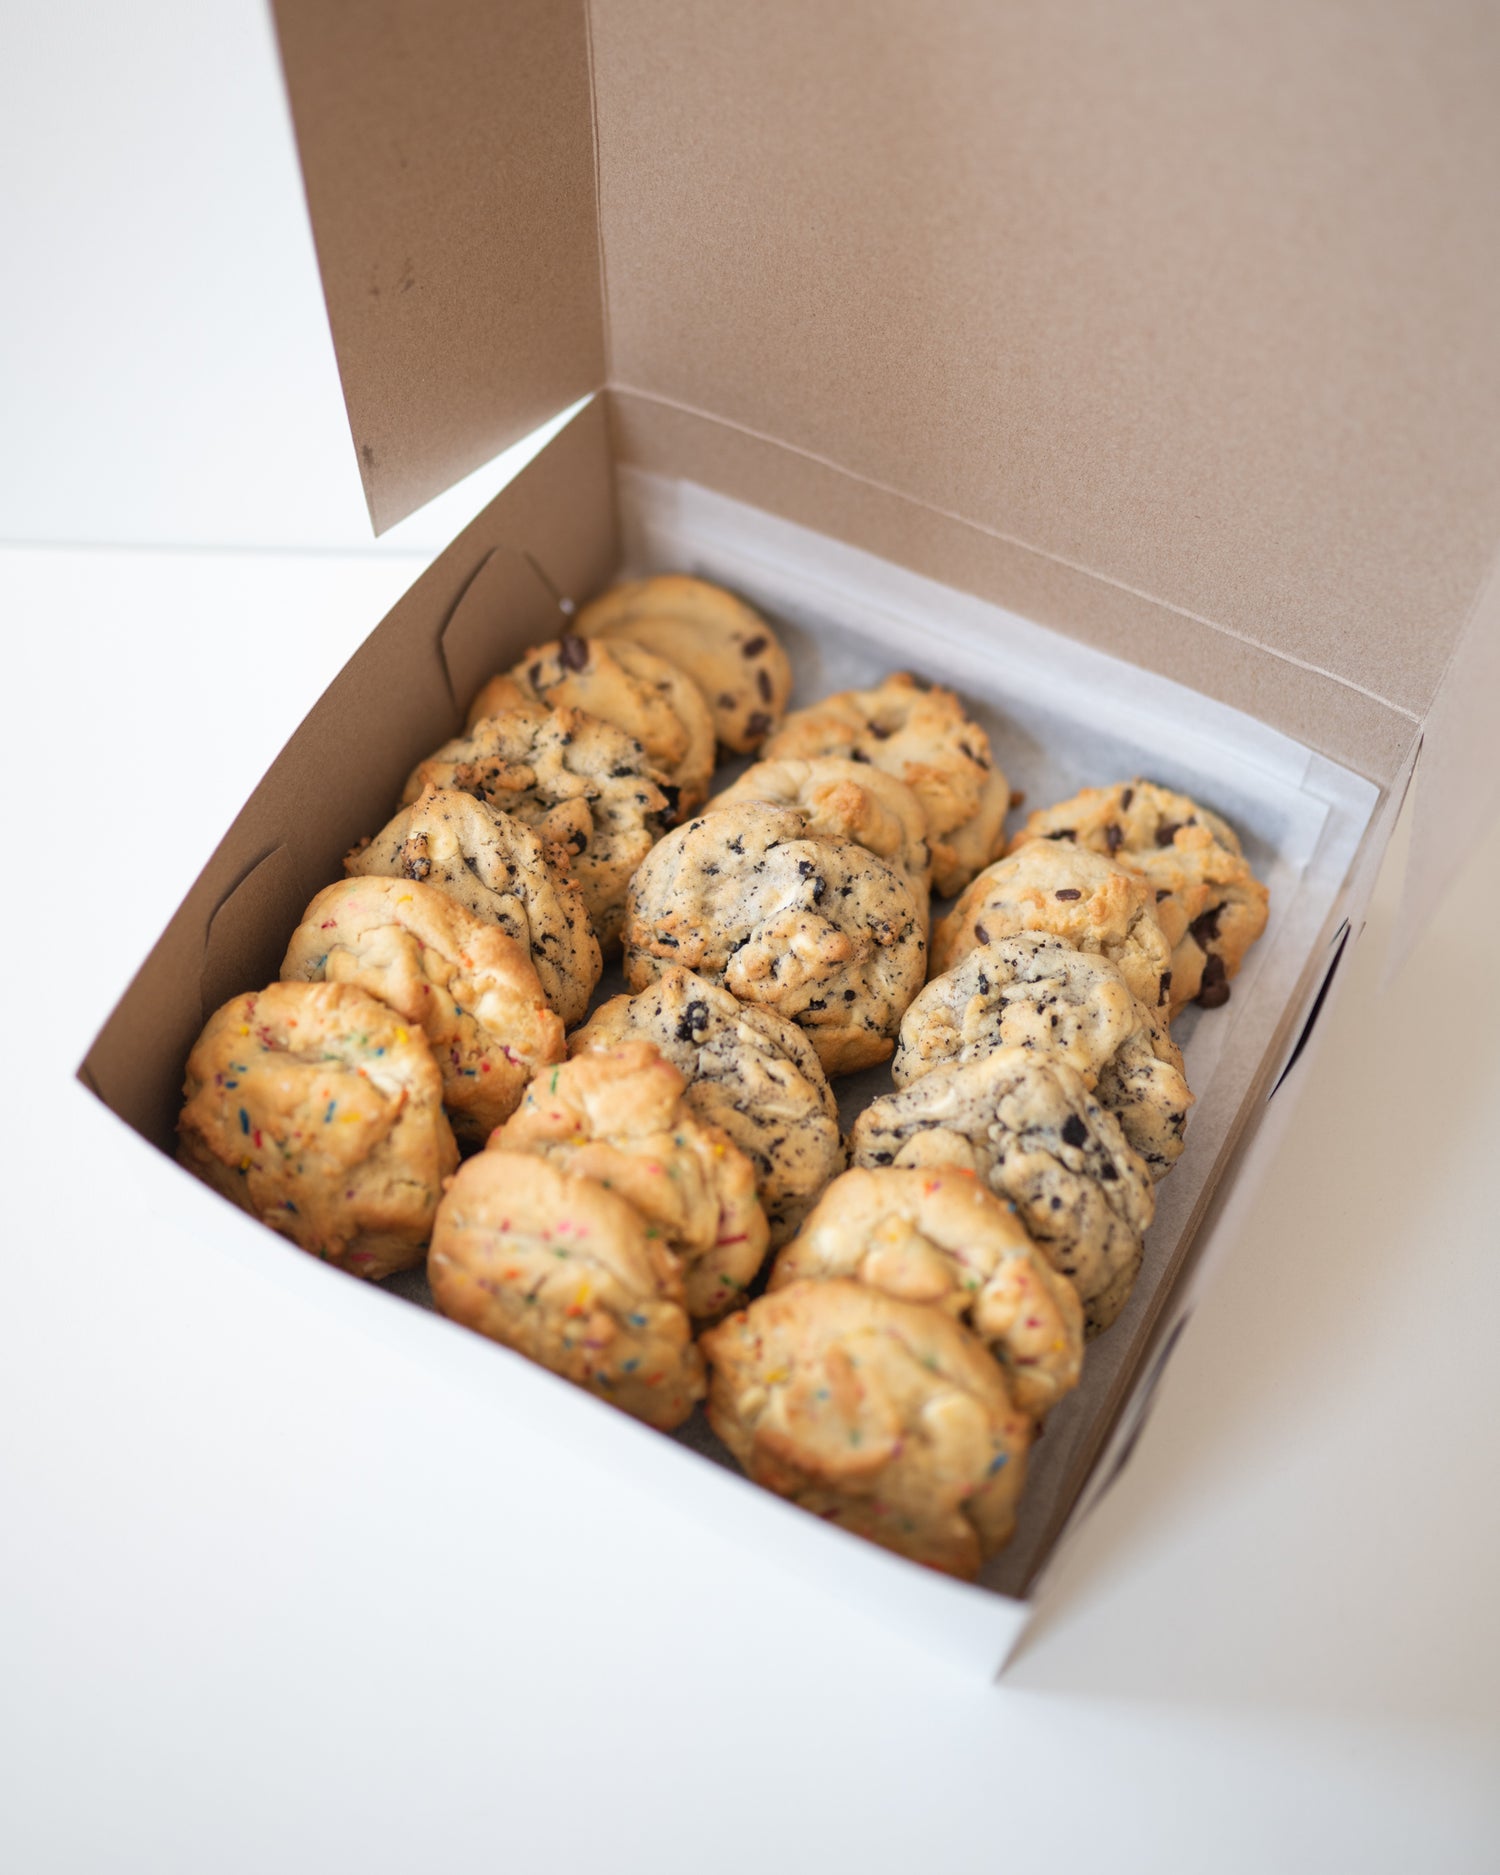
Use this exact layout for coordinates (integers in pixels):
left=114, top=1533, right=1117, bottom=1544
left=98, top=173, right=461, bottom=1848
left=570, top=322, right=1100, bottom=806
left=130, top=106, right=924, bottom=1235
left=81, top=2, right=1500, bottom=1671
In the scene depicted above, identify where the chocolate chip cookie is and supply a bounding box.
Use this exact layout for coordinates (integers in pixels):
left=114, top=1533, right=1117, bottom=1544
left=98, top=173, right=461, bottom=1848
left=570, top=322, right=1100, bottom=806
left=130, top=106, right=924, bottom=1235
left=850, top=1046, right=1155, bottom=1334
left=622, top=804, right=927, bottom=1075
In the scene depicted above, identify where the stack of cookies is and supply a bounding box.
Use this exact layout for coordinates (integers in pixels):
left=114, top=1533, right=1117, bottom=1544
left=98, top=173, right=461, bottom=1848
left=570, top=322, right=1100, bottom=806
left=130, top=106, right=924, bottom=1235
left=176, top=568, right=1271, bottom=1583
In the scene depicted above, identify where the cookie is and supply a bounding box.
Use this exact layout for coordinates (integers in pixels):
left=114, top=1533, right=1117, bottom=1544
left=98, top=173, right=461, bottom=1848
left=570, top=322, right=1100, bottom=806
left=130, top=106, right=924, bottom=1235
left=575, top=574, right=792, bottom=753
left=622, top=804, right=927, bottom=1075
left=701, top=1280, right=1034, bottom=1580
left=930, top=841, right=1174, bottom=1014
left=401, top=703, right=674, bottom=951
left=492, top=1044, right=770, bottom=1320
left=761, top=672, right=1008, bottom=896
left=469, top=633, right=716, bottom=817
left=849, top=1046, right=1155, bottom=1334
left=1009, top=780, right=1269, bottom=1012
left=893, top=934, right=1193, bottom=1177
left=569, top=966, right=845, bottom=1245
left=280, top=877, right=565, bottom=1145
left=178, top=980, right=458, bottom=1281
left=770, top=1167, right=1084, bottom=1418
left=704, top=756, right=932, bottom=918
left=345, top=785, right=601, bottom=1028
left=429, top=1151, right=704, bottom=1431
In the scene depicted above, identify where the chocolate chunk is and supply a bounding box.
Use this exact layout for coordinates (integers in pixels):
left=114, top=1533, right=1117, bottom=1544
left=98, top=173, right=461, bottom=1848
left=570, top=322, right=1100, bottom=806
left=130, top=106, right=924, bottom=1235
left=1061, top=1114, right=1088, bottom=1148
left=558, top=632, right=589, bottom=671
left=1055, top=888, right=1082, bottom=901
left=741, top=635, right=768, bottom=657
left=1120, top=787, right=1134, bottom=811
left=1156, top=821, right=1182, bottom=846
left=675, top=1000, right=709, bottom=1041
left=756, top=668, right=773, bottom=702
left=745, top=711, right=772, bottom=740
left=1190, top=904, right=1223, bottom=945
left=1196, top=953, right=1231, bottom=1008
left=1105, top=823, right=1123, bottom=854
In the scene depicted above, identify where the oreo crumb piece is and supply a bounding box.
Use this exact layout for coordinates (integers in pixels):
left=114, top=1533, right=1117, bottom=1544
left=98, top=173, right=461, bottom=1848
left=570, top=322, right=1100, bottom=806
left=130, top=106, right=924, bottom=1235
left=611, top=765, right=635, bottom=779
left=741, top=635, right=768, bottom=657
left=1159, top=970, right=1172, bottom=1005
left=1050, top=1195, right=1063, bottom=1210
left=676, top=1000, right=709, bottom=1041
left=568, top=832, right=588, bottom=854
left=872, top=1152, right=894, bottom=1166
left=559, top=731, right=573, bottom=746
left=558, top=633, right=589, bottom=671
left=657, top=935, right=679, bottom=948
left=1190, top=904, right=1223, bottom=945
left=1061, top=1114, right=1088, bottom=1149
left=974, top=922, right=989, bottom=944
left=1156, top=821, right=1182, bottom=847
left=1105, top=823, right=1123, bottom=854
left=1055, top=888, right=1082, bottom=901
left=756, top=669, right=773, bottom=702
left=745, top=712, right=772, bottom=740
left=1197, top=954, right=1231, bottom=1008
left=806, top=998, right=827, bottom=1011
left=728, top=835, right=745, bottom=855
left=977, top=973, right=991, bottom=994
left=797, top=859, right=814, bottom=876
left=1099, top=1162, right=1119, bottom=1181
left=1120, top=787, right=1135, bottom=811
left=728, top=934, right=751, bottom=953
left=1046, top=829, right=1077, bottom=843
left=702, top=863, right=718, bottom=876
left=844, top=989, right=857, bottom=1001
left=811, top=875, right=827, bottom=903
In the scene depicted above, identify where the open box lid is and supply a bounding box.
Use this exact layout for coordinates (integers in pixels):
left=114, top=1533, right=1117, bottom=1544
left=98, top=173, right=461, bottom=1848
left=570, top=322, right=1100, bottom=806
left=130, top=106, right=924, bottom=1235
left=273, top=1, right=1500, bottom=905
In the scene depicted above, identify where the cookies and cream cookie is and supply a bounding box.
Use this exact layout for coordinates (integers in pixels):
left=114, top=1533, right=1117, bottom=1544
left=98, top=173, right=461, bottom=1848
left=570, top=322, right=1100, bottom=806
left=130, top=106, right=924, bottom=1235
left=345, top=785, right=601, bottom=1028
left=770, top=1168, right=1084, bottom=1418
left=575, top=573, right=792, bottom=753
left=894, top=934, right=1193, bottom=1176
left=178, top=980, right=458, bottom=1281
left=569, top=967, right=845, bottom=1245
left=1008, top=780, right=1269, bottom=1012
left=429, top=1151, right=704, bottom=1431
left=493, top=1044, right=770, bottom=1320
left=401, top=703, right=674, bottom=950
left=701, top=1280, right=1034, bottom=1579
left=704, top=756, right=932, bottom=917
left=469, top=633, right=715, bottom=817
left=761, top=672, right=1008, bottom=896
left=280, top=877, right=565, bottom=1144
left=850, top=1046, right=1155, bottom=1334
left=622, top=804, right=927, bottom=1075
left=930, top=841, right=1173, bottom=1014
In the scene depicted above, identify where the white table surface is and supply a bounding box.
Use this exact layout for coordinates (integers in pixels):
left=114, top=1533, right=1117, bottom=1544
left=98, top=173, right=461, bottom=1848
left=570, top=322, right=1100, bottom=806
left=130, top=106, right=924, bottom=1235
left=3, top=4, right=1497, bottom=1869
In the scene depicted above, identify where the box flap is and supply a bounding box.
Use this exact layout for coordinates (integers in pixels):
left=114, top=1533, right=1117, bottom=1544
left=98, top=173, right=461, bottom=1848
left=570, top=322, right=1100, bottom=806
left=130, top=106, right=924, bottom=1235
left=590, top=1, right=1500, bottom=735
left=272, top=0, right=605, bottom=533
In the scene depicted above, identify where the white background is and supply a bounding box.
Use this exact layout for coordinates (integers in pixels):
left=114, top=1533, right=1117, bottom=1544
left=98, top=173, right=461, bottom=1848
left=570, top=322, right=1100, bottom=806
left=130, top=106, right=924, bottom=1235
left=2, top=5, right=1497, bottom=1870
